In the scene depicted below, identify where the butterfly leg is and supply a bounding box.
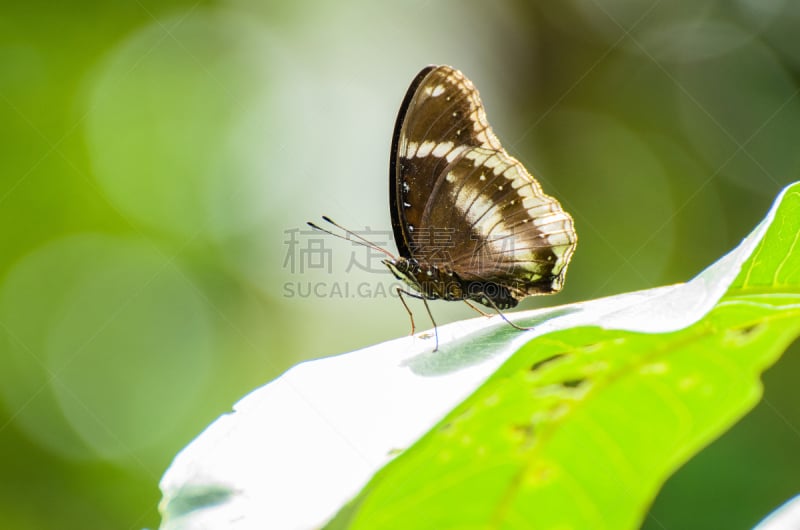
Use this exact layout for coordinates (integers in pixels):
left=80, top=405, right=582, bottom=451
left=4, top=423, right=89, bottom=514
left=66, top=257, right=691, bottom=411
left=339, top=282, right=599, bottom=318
left=420, top=296, right=439, bottom=352
left=482, top=295, right=533, bottom=331
left=395, top=287, right=418, bottom=335
left=396, top=287, right=440, bottom=352
left=463, top=299, right=493, bottom=318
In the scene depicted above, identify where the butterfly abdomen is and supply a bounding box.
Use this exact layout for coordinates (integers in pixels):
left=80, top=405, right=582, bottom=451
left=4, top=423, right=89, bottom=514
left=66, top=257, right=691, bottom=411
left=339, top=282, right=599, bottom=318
left=462, top=281, right=519, bottom=310
left=384, top=257, right=527, bottom=311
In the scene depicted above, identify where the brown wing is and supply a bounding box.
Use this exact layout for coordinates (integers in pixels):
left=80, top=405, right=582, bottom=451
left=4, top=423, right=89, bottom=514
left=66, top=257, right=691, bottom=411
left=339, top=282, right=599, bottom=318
left=430, top=147, right=576, bottom=296
left=390, top=65, right=501, bottom=258
left=390, top=65, right=577, bottom=299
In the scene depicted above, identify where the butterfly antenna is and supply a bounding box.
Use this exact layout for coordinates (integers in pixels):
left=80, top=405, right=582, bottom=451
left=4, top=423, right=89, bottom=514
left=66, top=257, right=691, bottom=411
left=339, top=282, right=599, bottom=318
left=321, top=216, right=395, bottom=255
left=307, top=217, right=396, bottom=260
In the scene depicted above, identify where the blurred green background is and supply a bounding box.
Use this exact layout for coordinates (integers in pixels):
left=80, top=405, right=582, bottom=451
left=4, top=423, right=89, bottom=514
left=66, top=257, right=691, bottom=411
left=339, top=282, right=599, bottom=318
left=1, top=1, right=799, bottom=528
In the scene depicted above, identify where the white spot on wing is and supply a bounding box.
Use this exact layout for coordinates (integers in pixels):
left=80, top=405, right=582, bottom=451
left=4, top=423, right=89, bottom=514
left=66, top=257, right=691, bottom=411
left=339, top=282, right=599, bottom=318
left=465, top=150, right=491, bottom=166
left=522, top=197, right=549, bottom=213
left=416, top=141, right=435, bottom=158
left=446, top=145, right=468, bottom=163
left=533, top=212, right=567, bottom=228
left=483, top=154, right=502, bottom=169
left=547, top=232, right=573, bottom=246
left=432, top=141, right=454, bottom=158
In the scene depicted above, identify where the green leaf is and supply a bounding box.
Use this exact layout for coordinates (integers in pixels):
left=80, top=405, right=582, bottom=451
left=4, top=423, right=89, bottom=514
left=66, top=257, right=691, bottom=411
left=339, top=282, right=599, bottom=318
left=159, top=184, right=800, bottom=530
left=325, top=184, right=800, bottom=530
left=732, top=188, right=800, bottom=291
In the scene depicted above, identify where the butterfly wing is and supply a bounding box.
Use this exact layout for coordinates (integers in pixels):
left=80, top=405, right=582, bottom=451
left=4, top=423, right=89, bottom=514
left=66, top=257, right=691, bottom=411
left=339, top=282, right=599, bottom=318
left=390, top=65, right=501, bottom=257
left=428, top=146, right=576, bottom=296
left=390, top=65, right=577, bottom=299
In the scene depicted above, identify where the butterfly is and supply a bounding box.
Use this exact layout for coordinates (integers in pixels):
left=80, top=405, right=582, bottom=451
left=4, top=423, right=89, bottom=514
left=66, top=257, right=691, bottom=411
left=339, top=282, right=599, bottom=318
left=311, top=65, right=577, bottom=350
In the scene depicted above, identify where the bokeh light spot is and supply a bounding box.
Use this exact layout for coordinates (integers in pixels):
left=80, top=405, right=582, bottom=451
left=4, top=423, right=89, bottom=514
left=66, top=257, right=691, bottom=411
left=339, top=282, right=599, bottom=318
left=0, top=234, right=214, bottom=461
left=532, top=109, right=675, bottom=296
left=676, top=38, right=800, bottom=194
left=85, top=9, right=280, bottom=240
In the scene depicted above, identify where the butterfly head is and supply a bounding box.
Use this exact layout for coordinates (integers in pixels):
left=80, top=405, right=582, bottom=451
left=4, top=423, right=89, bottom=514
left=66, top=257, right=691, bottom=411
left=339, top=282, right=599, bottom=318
left=383, top=257, right=421, bottom=290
